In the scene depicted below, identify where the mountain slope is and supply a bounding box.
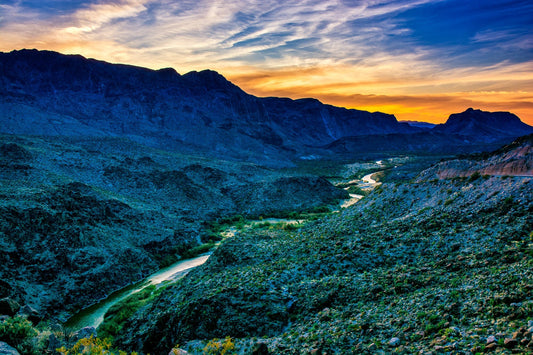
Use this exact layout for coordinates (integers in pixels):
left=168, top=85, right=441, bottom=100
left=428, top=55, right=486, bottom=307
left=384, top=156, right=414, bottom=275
left=417, top=134, right=533, bottom=179
left=0, top=49, right=418, bottom=165
left=0, top=134, right=347, bottom=320
left=114, top=145, right=533, bottom=354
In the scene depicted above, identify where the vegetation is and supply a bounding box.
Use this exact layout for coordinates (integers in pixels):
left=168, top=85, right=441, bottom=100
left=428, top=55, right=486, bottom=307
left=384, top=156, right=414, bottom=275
left=111, top=175, right=533, bottom=354
left=57, top=336, right=139, bottom=355
left=202, top=337, right=236, bottom=355
left=0, top=316, right=38, bottom=354
left=98, top=285, right=166, bottom=340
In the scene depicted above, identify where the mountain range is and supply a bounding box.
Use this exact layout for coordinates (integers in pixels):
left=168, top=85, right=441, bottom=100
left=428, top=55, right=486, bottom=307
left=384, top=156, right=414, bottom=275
left=1, top=49, right=532, bottom=165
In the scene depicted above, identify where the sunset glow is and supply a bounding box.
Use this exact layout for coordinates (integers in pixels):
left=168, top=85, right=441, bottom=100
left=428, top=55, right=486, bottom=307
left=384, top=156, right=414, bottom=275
left=1, top=0, right=532, bottom=124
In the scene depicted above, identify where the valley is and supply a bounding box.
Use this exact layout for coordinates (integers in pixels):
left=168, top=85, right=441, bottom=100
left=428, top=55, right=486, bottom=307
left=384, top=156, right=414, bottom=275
left=0, top=49, right=532, bottom=355
left=112, top=139, right=533, bottom=354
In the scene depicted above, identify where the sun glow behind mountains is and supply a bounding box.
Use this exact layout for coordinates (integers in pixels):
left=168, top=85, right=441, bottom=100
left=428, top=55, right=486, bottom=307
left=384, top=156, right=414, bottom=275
left=1, top=0, right=532, bottom=124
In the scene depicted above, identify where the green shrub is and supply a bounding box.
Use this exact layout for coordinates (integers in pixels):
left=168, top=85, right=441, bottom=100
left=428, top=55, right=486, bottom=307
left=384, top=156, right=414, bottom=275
left=468, top=172, right=481, bottom=181
left=182, top=243, right=214, bottom=259
left=0, top=316, right=37, bottom=354
left=98, top=285, right=164, bottom=340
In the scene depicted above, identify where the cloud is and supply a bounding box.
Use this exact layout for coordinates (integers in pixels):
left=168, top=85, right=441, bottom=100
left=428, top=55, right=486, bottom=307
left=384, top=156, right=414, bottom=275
left=0, top=0, right=531, bottom=125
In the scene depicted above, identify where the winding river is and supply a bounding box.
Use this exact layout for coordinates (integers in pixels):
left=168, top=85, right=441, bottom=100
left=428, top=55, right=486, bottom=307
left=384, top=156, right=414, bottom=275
left=64, top=254, right=210, bottom=330
left=65, top=162, right=386, bottom=331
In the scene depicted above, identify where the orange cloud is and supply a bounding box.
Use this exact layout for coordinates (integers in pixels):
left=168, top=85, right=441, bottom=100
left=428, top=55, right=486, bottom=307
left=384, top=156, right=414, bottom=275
left=225, top=63, right=533, bottom=126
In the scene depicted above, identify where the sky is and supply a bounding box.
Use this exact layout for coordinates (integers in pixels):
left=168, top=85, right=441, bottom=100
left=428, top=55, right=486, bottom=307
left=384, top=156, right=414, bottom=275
left=1, top=0, right=532, bottom=124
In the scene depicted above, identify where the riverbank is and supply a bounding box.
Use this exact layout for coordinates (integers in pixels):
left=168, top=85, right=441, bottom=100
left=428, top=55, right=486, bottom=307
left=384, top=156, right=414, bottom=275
left=64, top=254, right=211, bottom=331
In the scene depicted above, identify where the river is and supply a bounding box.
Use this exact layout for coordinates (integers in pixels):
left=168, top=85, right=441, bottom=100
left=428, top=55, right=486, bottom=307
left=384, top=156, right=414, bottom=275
left=64, top=254, right=210, bottom=330
left=65, top=164, right=384, bottom=331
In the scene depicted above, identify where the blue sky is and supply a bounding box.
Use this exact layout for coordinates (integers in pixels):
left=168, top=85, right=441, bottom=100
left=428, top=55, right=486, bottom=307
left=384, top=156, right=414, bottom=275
left=1, top=0, right=532, bottom=123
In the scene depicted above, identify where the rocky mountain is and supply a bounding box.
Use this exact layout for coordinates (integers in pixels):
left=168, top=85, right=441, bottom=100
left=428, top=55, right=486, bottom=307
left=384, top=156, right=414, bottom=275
left=112, top=137, right=533, bottom=354
left=432, top=108, right=533, bottom=142
left=0, top=49, right=418, bottom=166
left=323, top=110, right=533, bottom=157
left=2, top=50, right=531, bottom=165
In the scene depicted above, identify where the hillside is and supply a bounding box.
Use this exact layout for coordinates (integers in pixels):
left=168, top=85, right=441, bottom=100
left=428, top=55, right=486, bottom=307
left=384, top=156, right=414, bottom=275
left=0, top=134, right=347, bottom=321
left=114, top=144, right=533, bottom=354
left=418, top=134, right=533, bottom=179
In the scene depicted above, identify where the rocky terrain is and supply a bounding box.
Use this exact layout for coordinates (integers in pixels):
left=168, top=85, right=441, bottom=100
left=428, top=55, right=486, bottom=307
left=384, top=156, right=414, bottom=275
left=1, top=49, right=533, bottom=355
left=112, top=142, right=532, bottom=354
left=0, top=134, right=347, bottom=322
left=418, top=134, right=533, bottom=179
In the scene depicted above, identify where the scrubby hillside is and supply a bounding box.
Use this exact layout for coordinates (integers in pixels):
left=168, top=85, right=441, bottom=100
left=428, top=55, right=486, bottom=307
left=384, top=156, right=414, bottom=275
left=0, top=135, right=346, bottom=321
left=115, top=151, right=533, bottom=354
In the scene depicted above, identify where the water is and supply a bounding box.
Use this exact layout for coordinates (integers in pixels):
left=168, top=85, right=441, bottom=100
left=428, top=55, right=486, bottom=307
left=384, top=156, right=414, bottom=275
left=64, top=254, right=210, bottom=330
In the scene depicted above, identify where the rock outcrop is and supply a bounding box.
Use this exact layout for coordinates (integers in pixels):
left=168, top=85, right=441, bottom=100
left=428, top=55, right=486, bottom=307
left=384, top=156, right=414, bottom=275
left=0, top=342, right=20, bottom=355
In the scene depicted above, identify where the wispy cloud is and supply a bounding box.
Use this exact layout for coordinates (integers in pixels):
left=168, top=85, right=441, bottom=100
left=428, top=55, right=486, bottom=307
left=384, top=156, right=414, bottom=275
left=0, top=0, right=532, bottom=124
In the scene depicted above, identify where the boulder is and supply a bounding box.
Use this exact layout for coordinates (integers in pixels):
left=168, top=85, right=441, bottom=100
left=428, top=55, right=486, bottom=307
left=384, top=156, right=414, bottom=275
left=389, top=337, right=400, bottom=347
left=0, top=342, right=20, bottom=355
left=72, top=326, right=97, bottom=342
left=168, top=348, right=188, bottom=355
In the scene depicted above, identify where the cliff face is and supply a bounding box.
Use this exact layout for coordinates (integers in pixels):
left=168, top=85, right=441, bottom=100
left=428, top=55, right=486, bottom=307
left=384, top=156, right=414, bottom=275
left=417, top=134, right=533, bottom=180
left=0, top=49, right=416, bottom=165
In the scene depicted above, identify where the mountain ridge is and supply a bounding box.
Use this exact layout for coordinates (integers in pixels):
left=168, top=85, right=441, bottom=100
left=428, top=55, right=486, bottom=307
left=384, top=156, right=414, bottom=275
left=0, top=49, right=418, bottom=166
left=432, top=107, right=533, bottom=141
left=1, top=49, right=532, bottom=166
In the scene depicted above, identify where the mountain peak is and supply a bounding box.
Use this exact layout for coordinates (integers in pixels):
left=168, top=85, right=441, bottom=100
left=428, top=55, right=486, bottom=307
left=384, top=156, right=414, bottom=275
left=432, top=108, right=533, bottom=141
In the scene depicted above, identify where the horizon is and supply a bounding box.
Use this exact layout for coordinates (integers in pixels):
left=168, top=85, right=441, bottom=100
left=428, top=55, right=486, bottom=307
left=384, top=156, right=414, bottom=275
left=1, top=1, right=532, bottom=125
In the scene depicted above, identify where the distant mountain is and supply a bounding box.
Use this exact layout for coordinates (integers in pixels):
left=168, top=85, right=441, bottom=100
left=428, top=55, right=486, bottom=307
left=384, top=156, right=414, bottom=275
left=0, top=49, right=417, bottom=165
left=1, top=50, right=531, bottom=165
left=432, top=108, right=533, bottom=142
left=400, top=120, right=436, bottom=129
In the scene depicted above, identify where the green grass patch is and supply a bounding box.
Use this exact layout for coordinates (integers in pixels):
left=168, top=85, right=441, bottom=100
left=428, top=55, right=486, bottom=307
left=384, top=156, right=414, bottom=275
left=182, top=243, right=215, bottom=259
left=98, top=285, right=165, bottom=340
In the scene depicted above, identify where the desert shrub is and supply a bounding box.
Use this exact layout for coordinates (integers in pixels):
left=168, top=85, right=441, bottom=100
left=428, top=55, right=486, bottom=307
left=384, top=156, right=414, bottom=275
left=468, top=172, right=481, bottom=181
left=98, top=285, right=164, bottom=340
left=203, top=337, right=236, bottom=355
left=0, top=315, right=38, bottom=354
left=182, top=243, right=214, bottom=259
left=56, top=336, right=138, bottom=355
